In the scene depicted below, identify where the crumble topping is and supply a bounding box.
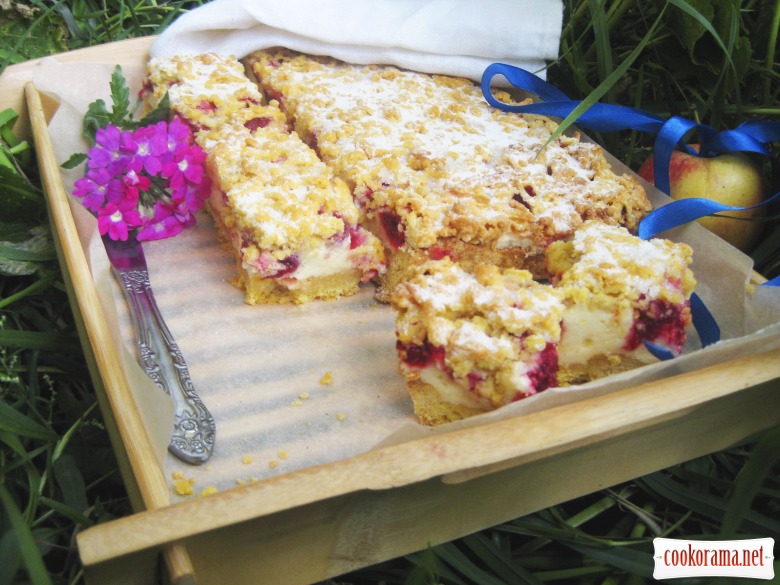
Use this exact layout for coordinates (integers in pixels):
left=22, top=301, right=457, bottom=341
left=250, top=49, right=652, bottom=250
left=201, top=115, right=358, bottom=254
left=392, top=259, right=565, bottom=405
left=546, top=221, right=696, bottom=305
left=144, top=53, right=265, bottom=130
left=143, top=53, right=387, bottom=299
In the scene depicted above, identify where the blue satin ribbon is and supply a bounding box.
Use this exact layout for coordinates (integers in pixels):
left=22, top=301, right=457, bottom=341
left=481, top=62, right=780, bottom=356
left=481, top=63, right=780, bottom=194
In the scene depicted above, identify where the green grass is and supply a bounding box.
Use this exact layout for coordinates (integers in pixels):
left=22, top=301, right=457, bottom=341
left=1, top=1, right=779, bottom=584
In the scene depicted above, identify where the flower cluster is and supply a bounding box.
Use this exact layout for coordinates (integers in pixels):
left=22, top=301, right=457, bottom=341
left=73, top=117, right=210, bottom=241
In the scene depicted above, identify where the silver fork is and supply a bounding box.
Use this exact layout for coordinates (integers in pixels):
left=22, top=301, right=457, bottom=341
left=102, top=235, right=215, bottom=464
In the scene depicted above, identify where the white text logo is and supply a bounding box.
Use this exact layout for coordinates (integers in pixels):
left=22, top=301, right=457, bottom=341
left=653, top=538, right=774, bottom=580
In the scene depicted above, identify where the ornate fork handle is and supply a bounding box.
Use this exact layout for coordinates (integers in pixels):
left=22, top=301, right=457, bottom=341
left=114, top=265, right=215, bottom=464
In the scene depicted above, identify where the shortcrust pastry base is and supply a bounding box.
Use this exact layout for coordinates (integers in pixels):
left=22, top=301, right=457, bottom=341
left=232, top=268, right=361, bottom=305
left=407, top=379, right=488, bottom=426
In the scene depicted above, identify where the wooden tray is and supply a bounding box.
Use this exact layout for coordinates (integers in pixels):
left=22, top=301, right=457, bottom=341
left=4, top=37, right=780, bottom=585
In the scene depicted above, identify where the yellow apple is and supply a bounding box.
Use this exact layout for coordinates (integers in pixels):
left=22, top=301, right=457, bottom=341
left=637, top=150, right=767, bottom=252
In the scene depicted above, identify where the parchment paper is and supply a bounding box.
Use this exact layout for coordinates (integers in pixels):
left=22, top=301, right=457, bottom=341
left=33, top=58, right=780, bottom=498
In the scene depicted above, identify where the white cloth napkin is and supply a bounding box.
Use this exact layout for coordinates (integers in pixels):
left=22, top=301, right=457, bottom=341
left=150, top=0, right=563, bottom=81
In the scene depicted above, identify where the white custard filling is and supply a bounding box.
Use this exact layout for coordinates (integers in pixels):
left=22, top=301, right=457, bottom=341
left=557, top=303, right=655, bottom=365
left=287, top=241, right=354, bottom=282
left=210, top=187, right=357, bottom=286
left=419, top=366, right=485, bottom=410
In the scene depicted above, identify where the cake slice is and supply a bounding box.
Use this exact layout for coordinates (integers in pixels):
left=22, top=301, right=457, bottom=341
left=391, top=259, right=565, bottom=425
left=548, top=221, right=696, bottom=384
left=248, top=48, right=652, bottom=300
left=142, top=53, right=386, bottom=304
left=391, top=222, right=695, bottom=425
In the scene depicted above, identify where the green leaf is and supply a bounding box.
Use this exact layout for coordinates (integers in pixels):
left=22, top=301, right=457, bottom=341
left=462, top=532, right=544, bottom=585
left=541, top=3, right=669, bottom=149
left=52, top=455, right=89, bottom=518
left=60, top=151, right=87, bottom=170
left=0, top=7, right=67, bottom=67
left=0, top=400, right=57, bottom=441
left=82, top=98, right=111, bottom=145
left=638, top=472, right=780, bottom=538
left=38, top=496, right=93, bottom=528
left=108, top=64, right=132, bottom=127
left=0, top=228, right=56, bottom=276
left=563, top=542, right=654, bottom=578
left=667, top=0, right=715, bottom=59
left=0, top=528, right=22, bottom=585
left=0, top=165, right=43, bottom=223
left=138, top=91, right=171, bottom=127
left=434, top=541, right=508, bottom=585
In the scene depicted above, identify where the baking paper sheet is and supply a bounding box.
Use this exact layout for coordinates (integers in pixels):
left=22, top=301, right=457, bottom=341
left=33, top=58, right=780, bottom=498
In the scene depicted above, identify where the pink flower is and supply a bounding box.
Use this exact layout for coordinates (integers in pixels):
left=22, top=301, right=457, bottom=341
left=127, top=122, right=168, bottom=175
left=165, top=116, right=193, bottom=157
left=136, top=203, right=184, bottom=241
left=74, top=115, right=210, bottom=242
left=98, top=199, right=142, bottom=241
left=121, top=168, right=151, bottom=202
left=88, top=124, right=133, bottom=175
left=72, top=167, right=124, bottom=212
left=162, top=144, right=208, bottom=190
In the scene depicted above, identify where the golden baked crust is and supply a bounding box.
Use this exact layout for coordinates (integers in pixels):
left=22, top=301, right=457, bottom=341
left=550, top=221, right=695, bottom=383
left=144, top=53, right=265, bottom=129
left=547, top=220, right=696, bottom=305
left=248, top=49, right=652, bottom=271
left=391, top=223, right=695, bottom=425
left=391, top=259, right=565, bottom=419
left=142, top=53, right=386, bottom=305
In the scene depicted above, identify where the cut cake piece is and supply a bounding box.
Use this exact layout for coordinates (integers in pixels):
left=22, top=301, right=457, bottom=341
left=548, top=220, right=696, bottom=384
left=391, top=222, right=695, bottom=425
left=142, top=53, right=386, bottom=304
left=391, top=259, right=565, bottom=425
left=248, top=48, right=652, bottom=300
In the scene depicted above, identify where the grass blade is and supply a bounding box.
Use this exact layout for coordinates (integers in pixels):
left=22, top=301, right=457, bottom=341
left=0, top=483, right=54, bottom=585
left=721, top=426, right=780, bottom=536
left=562, top=542, right=654, bottom=578
left=0, top=330, right=81, bottom=353
left=0, top=401, right=57, bottom=441
left=461, top=532, right=544, bottom=585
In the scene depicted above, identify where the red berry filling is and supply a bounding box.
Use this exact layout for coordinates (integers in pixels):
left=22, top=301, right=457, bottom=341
left=428, top=245, right=452, bottom=260
left=378, top=208, right=405, bottom=249
left=265, top=88, right=285, bottom=110
left=512, top=186, right=536, bottom=212
left=398, top=338, right=558, bottom=402
left=397, top=340, right=445, bottom=369
left=272, top=255, right=300, bottom=278
left=244, top=117, right=272, bottom=132
left=624, top=298, right=688, bottom=353
left=244, top=245, right=301, bottom=279
left=517, top=342, right=558, bottom=398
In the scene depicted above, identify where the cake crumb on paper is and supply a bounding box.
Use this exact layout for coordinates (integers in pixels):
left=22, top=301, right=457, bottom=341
left=173, top=478, right=194, bottom=496
left=236, top=477, right=259, bottom=486
left=319, top=371, right=334, bottom=385
left=199, top=486, right=218, bottom=497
